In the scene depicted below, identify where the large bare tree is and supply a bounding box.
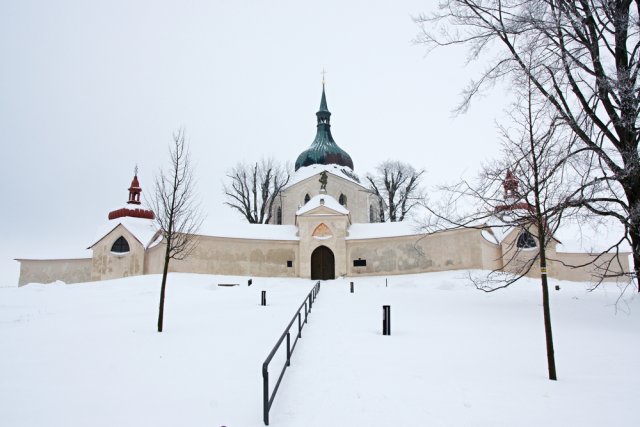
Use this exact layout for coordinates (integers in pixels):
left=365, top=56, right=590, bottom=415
left=223, top=158, right=290, bottom=224
left=416, top=1, right=640, bottom=290
left=151, top=129, right=203, bottom=333
left=366, top=160, right=424, bottom=222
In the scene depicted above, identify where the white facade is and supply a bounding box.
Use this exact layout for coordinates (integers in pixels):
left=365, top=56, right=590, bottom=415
left=271, top=164, right=383, bottom=225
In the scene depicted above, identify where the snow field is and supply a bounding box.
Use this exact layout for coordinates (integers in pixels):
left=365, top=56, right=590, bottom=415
left=0, top=272, right=638, bottom=427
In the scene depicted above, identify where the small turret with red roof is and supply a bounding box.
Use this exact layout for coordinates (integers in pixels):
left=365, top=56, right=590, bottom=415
left=108, top=169, right=155, bottom=220
left=495, top=169, right=533, bottom=214
left=127, top=174, right=142, bottom=205
left=503, top=169, right=519, bottom=199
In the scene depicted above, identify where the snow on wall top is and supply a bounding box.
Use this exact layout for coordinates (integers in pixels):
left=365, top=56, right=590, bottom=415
left=296, top=194, right=349, bottom=216
left=346, top=221, right=423, bottom=240
left=14, top=249, right=93, bottom=261
left=198, top=222, right=299, bottom=241
left=285, top=164, right=364, bottom=189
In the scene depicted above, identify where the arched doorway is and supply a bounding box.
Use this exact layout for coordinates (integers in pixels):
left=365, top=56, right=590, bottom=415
left=311, top=246, right=335, bottom=280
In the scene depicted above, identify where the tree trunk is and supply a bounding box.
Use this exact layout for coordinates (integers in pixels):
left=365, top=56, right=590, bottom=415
left=628, top=223, right=640, bottom=292
left=624, top=186, right=640, bottom=291
left=157, top=247, right=171, bottom=333
left=540, top=259, right=557, bottom=381
left=536, top=210, right=557, bottom=380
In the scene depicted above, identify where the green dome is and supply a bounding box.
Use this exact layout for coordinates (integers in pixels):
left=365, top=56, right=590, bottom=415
left=294, top=85, right=354, bottom=171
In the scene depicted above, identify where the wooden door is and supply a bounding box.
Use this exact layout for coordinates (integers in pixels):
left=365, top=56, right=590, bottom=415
left=311, top=246, right=335, bottom=280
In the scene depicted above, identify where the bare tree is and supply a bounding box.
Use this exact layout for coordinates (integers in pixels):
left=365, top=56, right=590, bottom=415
left=223, top=158, right=290, bottom=224
left=366, top=160, right=424, bottom=222
left=151, top=129, right=203, bottom=333
left=424, top=79, right=586, bottom=380
left=416, top=1, right=640, bottom=290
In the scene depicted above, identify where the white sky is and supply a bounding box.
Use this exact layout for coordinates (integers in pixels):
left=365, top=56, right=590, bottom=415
left=0, top=0, right=511, bottom=285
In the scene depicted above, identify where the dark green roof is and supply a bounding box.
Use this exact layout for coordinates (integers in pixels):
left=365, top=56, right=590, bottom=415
left=295, top=85, right=354, bottom=171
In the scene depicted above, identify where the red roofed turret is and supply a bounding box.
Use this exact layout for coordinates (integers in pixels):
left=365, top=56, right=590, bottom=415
left=128, top=174, right=142, bottom=205
left=503, top=169, right=518, bottom=195
left=108, top=169, right=155, bottom=220
left=495, top=169, right=533, bottom=214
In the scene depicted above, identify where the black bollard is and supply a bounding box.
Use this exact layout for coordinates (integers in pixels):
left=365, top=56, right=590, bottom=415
left=350, top=281, right=354, bottom=293
left=261, top=290, right=266, bottom=306
left=248, top=278, right=253, bottom=287
left=382, top=305, right=391, bottom=335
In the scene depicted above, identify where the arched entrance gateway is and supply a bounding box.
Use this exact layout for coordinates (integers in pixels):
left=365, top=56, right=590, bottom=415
left=311, top=245, right=335, bottom=280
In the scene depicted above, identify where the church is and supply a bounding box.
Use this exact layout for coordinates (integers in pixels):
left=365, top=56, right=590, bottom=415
left=16, top=85, right=630, bottom=285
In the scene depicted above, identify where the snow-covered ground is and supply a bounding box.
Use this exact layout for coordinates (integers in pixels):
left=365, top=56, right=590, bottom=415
left=0, top=272, right=638, bottom=427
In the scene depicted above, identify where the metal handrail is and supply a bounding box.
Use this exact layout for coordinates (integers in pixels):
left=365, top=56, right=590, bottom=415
left=262, top=281, right=321, bottom=425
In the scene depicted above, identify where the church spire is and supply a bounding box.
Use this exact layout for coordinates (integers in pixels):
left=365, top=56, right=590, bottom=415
left=294, top=81, right=354, bottom=171
left=318, top=83, right=330, bottom=114
left=315, top=83, right=332, bottom=125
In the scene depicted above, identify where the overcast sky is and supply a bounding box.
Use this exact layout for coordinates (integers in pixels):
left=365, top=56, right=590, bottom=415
left=0, top=0, right=512, bottom=285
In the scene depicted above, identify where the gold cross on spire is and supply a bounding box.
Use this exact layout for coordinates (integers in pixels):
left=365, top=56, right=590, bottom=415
left=321, top=68, right=328, bottom=85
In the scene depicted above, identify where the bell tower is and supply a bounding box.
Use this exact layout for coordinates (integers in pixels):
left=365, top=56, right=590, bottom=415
left=127, top=166, right=142, bottom=205
left=108, top=168, right=155, bottom=220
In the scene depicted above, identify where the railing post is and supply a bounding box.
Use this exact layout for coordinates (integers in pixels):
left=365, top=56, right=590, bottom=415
left=261, top=290, right=266, bottom=306
left=350, top=281, right=354, bottom=293
left=263, top=364, right=270, bottom=425
left=298, top=312, right=302, bottom=338
left=286, top=332, right=291, bottom=367
left=304, top=301, right=308, bottom=323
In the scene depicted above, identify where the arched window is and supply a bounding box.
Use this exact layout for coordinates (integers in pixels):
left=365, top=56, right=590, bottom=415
left=339, top=194, right=347, bottom=207
left=517, top=230, right=537, bottom=249
left=304, top=194, right=310, bottom=204
left=111, top=236, right=130, bottom=253
left=369, top=205, right=375, bottom=222
left=276, top=206, right=282, bottom=225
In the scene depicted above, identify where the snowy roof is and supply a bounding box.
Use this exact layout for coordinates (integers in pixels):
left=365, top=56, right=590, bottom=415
left=480, top=213, right=632, bottom=254
left=296, top=194, right=349, bottom=216
left=480, top=215, right=516, bottom=244
left=346, top=221, right=423, bottom=240
left=554, top=220, right=631, bottom=253
left=198, top=222, right=299, bottom=241
left=90, top=217, right=158, bottom=249
left=285, top=164, right=365, bottom=189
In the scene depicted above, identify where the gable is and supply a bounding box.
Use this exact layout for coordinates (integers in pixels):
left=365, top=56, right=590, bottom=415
left=298, top=205, right=346, bottom=216
left=88, top=217, right=158, bottom=249
left=296, top=194, right=349, bottom=216
left=283, top=165, right=369, bottom=193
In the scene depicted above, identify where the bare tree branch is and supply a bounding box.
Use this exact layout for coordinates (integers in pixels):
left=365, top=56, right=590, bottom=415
left=150, top=128, right=204, bottom=332
left=223, top=158, right=291, bottom=224
left=367, top=160, right=425, bottom=222
left=415, top=0, right=640, bottom=290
